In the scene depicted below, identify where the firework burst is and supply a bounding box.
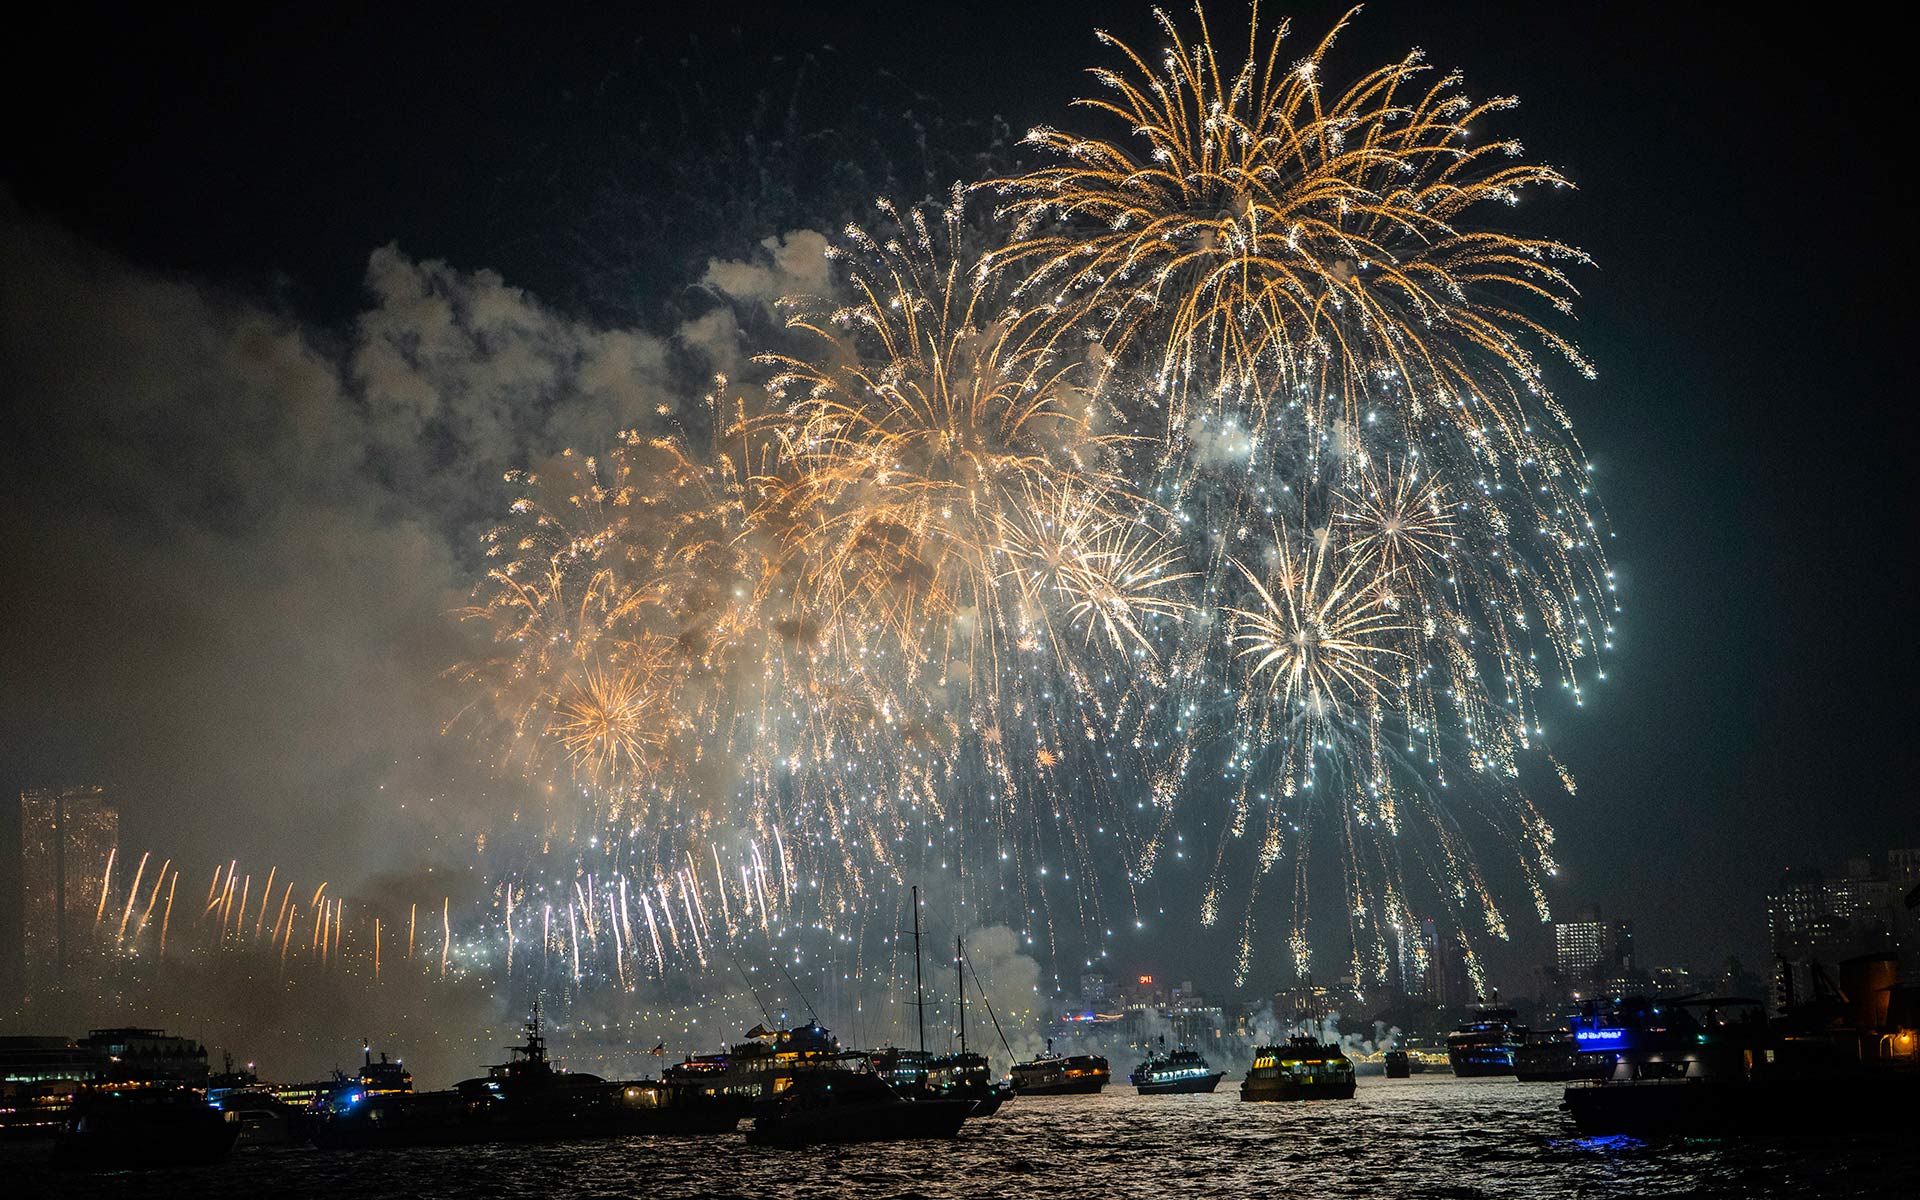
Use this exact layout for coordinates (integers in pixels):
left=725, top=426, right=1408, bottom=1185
left=447, top=6, right=1617, bottom=996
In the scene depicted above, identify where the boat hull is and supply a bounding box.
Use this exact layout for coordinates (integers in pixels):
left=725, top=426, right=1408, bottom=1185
left=1564, top=1075, right=1920, bottom=1138
left=1132, top=1073, right=1224, bottom=1095
left=746, top=1097, right=972, bottom=1146
left=53, top=1109, right=240, bottom=1170
left=1240, top=1078, right=1357, bottom=1102
left=1011, top=1076, right=1107, bottom=1096
left=313, top=1089, right=739, bottom=1149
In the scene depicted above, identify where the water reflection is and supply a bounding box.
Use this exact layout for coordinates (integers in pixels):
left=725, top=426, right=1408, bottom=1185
left=14, top=1076, right=1918, bottom=1199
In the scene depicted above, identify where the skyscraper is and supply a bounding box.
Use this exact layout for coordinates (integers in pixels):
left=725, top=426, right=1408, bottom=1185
left=1768, top=851, right=1920, bottom=1006
left=1552, top=907, right=1634, bottom=995
left=18, top=787, right=120, bottom=990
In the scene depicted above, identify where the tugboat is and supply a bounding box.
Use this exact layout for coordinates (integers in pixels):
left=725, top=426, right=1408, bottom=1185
left=746, top=1065, right=972, bottom=1146
left=1383, top=1049, right=1412, bottom=1078
left=53, top=1081, right=241, bottom=1169
left=1241, top=1035, right=1357, bottom=1101
left=1128, top=1040, right=1225, bottom=1095
left=1447, top=1006, right=1526, bottom=1077
left=1011, top=1039, right=1110, bottom=1095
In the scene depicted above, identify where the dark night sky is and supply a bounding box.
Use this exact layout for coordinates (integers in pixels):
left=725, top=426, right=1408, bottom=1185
left=2, top=2, right=1914, bottom=993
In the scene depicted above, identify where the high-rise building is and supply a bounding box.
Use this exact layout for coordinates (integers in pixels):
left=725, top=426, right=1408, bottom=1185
left=1552, top=907, right=1634, bottom=994
left=1765, top=856, right=1906, bottom=1011
left=1391, top=917, right=1472, bottom=1009
left=18, top=787, right=121, bottom=989
left=1766, top=850, right=1920, bottom=1001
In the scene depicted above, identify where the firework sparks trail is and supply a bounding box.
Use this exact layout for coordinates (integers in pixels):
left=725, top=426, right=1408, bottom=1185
left=95, top=847, right=116, bottom=926
left=254, top=866, right=276, bottom=938
left=116, top=851, right=149, bottom=944
left=160, top=872, right=176, bottom=955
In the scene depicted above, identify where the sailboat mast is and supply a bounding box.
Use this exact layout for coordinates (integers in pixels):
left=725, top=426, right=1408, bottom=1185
left=957, top=934, right=967, bottom=1054
left=911, top=885, right=926, bottom=1057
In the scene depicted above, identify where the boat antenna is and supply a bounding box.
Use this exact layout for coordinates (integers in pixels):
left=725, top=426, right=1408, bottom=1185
left=775, top=955, right=820, bottom=1025
left=727, top=947, right=775, bottom=1027
left=956, top=934, right=967, bottom=1056
left=964, top=945, right=1015, bottom=1061
left=911, top=885, right=927, bottom=1057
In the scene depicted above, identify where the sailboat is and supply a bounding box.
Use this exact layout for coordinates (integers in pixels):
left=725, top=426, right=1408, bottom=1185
left=924, top=935, right=1013, bottom=1117
left=746, top=887, right=973, bottom=1146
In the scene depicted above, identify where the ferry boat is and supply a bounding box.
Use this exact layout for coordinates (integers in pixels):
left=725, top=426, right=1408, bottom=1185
left=1128, top=1044, right=1225, bottom=1095
left=1240, top=1036, right=1357, bottom=1101
left=1447, top=1007, right=1526, bottom=1077
left=664, top=1020, right=843, bottom=1115
left=1010, top=1039, right=1110, bottom=1095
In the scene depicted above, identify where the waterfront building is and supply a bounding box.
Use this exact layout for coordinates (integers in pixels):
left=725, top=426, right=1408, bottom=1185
left=18, top=786, right=120, bottom=989
left=77, top=1027, right=209, bottom=1084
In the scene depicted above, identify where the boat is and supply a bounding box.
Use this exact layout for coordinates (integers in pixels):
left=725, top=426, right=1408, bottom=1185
left=213, top=1089, right=316, bottom=1146
left=923, top=934, right=1013, bottom=1116
left=926, top=1050, right=1010, bottom=1116
left=1447, top=1007, right=1526, bottom=1077
left=52, top=1081, right=240, bottom=1169
left=1383, top=1049, right=1411, bottom=1078
left=314, top=1007, right=737, bottom=1148
left=1564, top=960, right=1920, bottom=1137
left=1514, top=1030, right=1584, bottom=1082
left=1011, top=1039, right=1110, bottom=1095
left=664, top=1020, right=843, bottom=1116
left=745, top=1066, right=971, bottom=1146
left=870, top=908, right=1011, bottom=1118
left=1128, top=1043, right=1225, bottom=1094
left=865, top=1046, right=932, bottom=1093
left=1241, top=1035, right=1357, bottom=1101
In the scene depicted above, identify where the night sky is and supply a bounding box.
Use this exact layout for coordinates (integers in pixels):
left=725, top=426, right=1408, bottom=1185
left=2, top=1, right=1913, bottom=996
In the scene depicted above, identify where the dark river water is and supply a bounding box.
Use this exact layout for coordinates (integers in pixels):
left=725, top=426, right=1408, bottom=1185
left=13, top=1076, right=1917, bottom=1199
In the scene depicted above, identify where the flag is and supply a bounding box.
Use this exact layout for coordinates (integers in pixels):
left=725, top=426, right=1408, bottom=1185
left=650, top=1042, right=665, bottom=1056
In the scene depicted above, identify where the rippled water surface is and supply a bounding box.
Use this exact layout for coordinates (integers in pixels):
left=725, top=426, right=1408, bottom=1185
left=15, top=1077, right=1917, bottom=1199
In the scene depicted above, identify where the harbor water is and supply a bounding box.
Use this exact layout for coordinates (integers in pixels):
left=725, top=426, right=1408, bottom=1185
left=12, top=1074, right=1916, bottom=1199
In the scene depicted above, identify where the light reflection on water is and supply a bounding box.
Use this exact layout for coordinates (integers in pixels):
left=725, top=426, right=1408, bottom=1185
left=13, top=1076, right=1917, bottom=1199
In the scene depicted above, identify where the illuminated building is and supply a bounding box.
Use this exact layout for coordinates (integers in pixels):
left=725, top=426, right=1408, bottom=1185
left=17, top=787, right=120, bottom=989
left=1393, top=917, right=1471, bottom=1009
left=1768, top=850, right=1920, bottom=1008
left=1552, top=907, right=1634, bottom=995
left=1076, top=971, right=1113, bottom=1008
left=77, top=1028, right=209, bottom=1085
